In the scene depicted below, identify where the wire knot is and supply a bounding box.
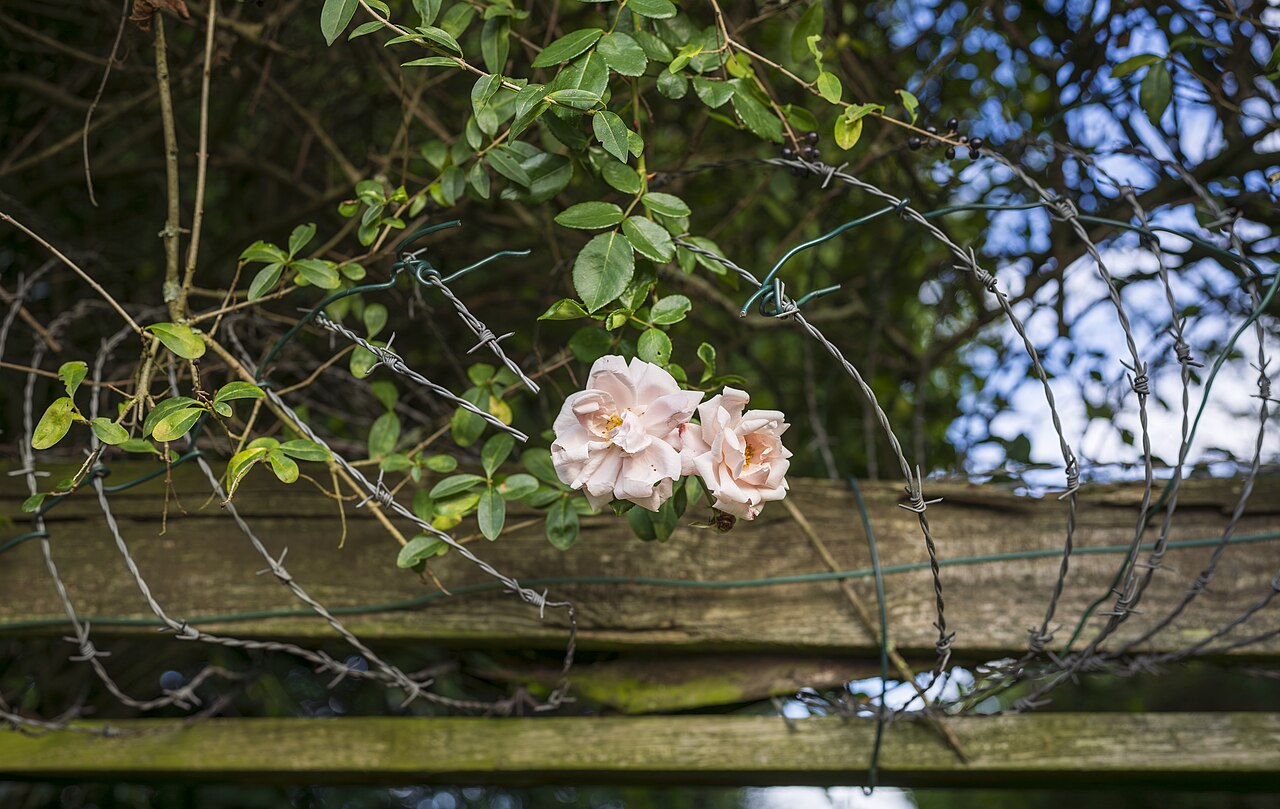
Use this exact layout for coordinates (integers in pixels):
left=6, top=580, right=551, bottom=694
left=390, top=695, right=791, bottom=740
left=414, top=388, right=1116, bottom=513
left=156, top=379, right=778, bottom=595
left=1173, top=340, right=1200, bottom=368
left=256, top=548, right=293, bottom=584
left=820, top=161, right=848, bottom=189
left=357, top=470, right=397, bottom=509
left=1026, top=629, right=1054, bottom=655
left=973, top=268, right=999, bottom=293
left=1046, top=195, right=1078, bottom=222
left=1122, top=361, right=1150, bottom=396
left=467, top=327, right=514, bottom=355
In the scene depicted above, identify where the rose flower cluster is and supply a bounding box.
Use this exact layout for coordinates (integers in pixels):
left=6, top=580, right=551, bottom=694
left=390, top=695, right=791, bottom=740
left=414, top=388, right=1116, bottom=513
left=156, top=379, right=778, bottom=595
left=551, top=356, right=791, bottom=522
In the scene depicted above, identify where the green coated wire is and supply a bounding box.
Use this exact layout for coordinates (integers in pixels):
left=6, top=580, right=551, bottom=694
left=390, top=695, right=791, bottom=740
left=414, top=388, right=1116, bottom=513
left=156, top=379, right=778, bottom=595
left=2, top=529, right=1277, bottom=633
left=848, top=474, right=889, bottom=792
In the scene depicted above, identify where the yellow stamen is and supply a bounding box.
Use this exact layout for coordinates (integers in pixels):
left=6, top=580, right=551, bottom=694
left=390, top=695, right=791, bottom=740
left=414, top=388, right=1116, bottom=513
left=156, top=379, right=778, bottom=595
left=605, top=413, right=624, bottom=432
left=744, top=443, right=754, bottom=467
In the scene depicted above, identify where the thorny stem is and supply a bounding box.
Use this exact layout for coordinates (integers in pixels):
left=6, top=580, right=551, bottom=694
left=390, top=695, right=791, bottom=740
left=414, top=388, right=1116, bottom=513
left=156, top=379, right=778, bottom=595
left=179, top=0, right=219, bottom=313
left=154, top=14, right=185, bottom=322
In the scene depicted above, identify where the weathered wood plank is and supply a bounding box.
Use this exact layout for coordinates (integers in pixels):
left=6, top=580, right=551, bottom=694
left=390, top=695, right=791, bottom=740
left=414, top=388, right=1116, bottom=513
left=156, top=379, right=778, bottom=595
left=3, top=463, right=1279, bottom=658
left=1, top=714, right=1277, bottom=787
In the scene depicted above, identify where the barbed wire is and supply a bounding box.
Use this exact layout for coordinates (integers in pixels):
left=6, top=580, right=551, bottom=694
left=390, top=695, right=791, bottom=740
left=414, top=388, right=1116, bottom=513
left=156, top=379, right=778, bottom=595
left=1, top=141, right=1276, bottom=740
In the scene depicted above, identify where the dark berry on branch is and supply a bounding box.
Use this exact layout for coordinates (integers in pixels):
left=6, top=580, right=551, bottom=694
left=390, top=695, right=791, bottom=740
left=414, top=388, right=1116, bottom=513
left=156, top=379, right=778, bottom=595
left=925, top=125, right=938, bottom=135
left=908, top=137, right=922, bottom=150
left=946, top=146, right=956, bottom=160
left=806, top=131, right=820, bottom=145
left=968, top=146, right=979, bottom=159
left=970, top=137, right=985, bottom=150
left=947, top=117, right=959, bottom=132
left=782, top=146, right=795, bottom=158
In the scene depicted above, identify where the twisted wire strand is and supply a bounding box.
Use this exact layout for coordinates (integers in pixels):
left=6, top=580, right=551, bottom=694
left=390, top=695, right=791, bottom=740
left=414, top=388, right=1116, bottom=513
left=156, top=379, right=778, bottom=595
left=312, top=310, right=527, bottom=441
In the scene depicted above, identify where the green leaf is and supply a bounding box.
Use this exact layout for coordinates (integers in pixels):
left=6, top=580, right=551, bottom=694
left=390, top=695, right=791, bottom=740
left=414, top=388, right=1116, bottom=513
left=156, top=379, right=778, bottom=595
left=478, top=486, right=506, bottom=540
left=481, top=16, right=511, bottom=73
left=668, top=43, right=702, bottom=74
left=266, top=449, right=300, bottom=484
left=56, top=362, right=88, bottom=401
left=640, top=193, right=690, bottom=218
left=551, top=50, right=609, bottom=98
left=592, top=111, right=631, bottom=163
left=689, top=77, right=731, bottom=109
left=423, top=454, right=458, bottom=473
left=32, top=397, right=76, bottom=450
left=292, top=258, right=341, bottom=290
left=451, top=386, right=488, bottom=447
left=522, top=447, right=561, bottom=485
left=816, top=71, right=842, bottom=104
left=546, top=497, right=580, bottom=549
left=656, top=71, right=687, bottom=99
left=90, top=417, right=129, bottom=445
left=573, top=230, right=636, bottom=312
left=279, top=439, right=331, bottom=462
left=697, top=341, right=717, bottom=382
left=486, top=148, right=532, bottom=186
left=791, top=1, right=824, bottom=61
left=546, top=88, right=601, bottom=110
left=481, top=432, right=515, bottom=477
left=240, top=240, right=288, bottom=264
left=438, top=3, right=476, bottom=37
left=413, top=0, right=442, bottom=25
left=430, top=473, right=486, bottom=498
left=435, top=489, right=482, bottom=517
left=119, top=437, right=157, bottom=454
left=471, top=73, right=503, bottom=119
left=21, top=493, right=46, bottom=513
left=539, top=298, right=591, bottom=320
left=896, top=88, right=919, bottom=123
left=287, top=223, right=316, bottom=257
left=213, top=382, right=265, bottom=408
left=498, top=473, right=538, bottom=500
left=143, top=397, right=196, bottom=437
left=1140, top=62, right=1172, bottom=125
left=225, top=447, right=268, bottom=499
left=649, top=294, right=691, bottom=325
left=320, top=0, right=358, bottom=45
left=532, top=28, right=603, bottom=68
left=597, top=32, right=647, bottom=76
left=417, top=24, right=463, bottom=54
left=834, top=115, right=863, bottom=149
left=147, top=323, right=206, bottom=360
left=367, top=410, right=401, bottom=458
left=363, top=302, right=388, bottom=339
left=397, top=534, right=449, bottom=568
left=1113, top=53, right=1163, bottom=78
left=627, top=0, right=676, bottom=19
left=637, top=328, right=672, bottom=364
left=568, top=326, right=612, bottom=363
left=729, top=81, right=784, bottom=143
left=248, top=263, right=284, bottom=300
left=556, top=201, right=625, bottom=230
left=401, top=56, right=463, bottom=68
left=151, top=407, right=204, bottom=443
left=622, top=217, right=675, bottom=263
left=601, top=160, right=642, bottom=194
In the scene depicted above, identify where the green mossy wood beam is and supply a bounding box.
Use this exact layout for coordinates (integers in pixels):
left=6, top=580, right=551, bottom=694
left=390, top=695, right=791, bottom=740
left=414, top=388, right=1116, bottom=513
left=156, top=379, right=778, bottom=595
left=1, top=714, right=1278, bottom=787
left=3, top=464, right=1279, bottom=660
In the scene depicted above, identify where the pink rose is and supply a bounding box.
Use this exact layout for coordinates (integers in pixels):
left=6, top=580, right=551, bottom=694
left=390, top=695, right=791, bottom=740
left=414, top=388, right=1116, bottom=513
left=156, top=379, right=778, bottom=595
left=681, top=387, right=791, bottom=520
left=551, top=356, right=703, bottom=511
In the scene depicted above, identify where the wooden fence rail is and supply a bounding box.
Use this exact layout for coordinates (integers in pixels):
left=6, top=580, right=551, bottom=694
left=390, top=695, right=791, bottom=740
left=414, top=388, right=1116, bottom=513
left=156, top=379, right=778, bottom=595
left=1, top=714, right=1278, bottom=788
